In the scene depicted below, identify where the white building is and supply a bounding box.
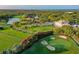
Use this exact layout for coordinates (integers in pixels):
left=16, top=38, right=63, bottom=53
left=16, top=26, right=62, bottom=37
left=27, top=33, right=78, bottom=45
left=71, top=24, right=79, bottom=28
left=34, top=15, right=39, bottom=19
left=54, top=20, right=69, bottom=27
left=66, top=11, right=73, bottom=14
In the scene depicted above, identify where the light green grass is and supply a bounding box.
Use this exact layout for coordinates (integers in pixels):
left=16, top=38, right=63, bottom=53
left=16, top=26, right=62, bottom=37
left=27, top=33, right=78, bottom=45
left=13, top=15, right=23, bottom=18
left=0, top=32, right=19, bottom=52
left=0, top=25, right=52, bottom=53
left=27, top=25, right=53, bottom=33
left=1, top=28, right=29, bottom=39
left=0, top=28, right=29, bottom=52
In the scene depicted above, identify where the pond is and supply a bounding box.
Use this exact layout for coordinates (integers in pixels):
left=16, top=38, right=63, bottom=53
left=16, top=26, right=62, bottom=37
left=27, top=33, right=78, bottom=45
left=7, top=18, right=20, bottom=25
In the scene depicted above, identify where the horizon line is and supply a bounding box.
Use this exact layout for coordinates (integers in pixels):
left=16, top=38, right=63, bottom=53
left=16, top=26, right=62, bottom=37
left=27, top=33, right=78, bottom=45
left=0, top=5, right=79, bottom=10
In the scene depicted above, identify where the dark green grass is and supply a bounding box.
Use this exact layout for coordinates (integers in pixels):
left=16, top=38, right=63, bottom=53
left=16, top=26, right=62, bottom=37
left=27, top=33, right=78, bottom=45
left=22, top=35, right=79, bottom=54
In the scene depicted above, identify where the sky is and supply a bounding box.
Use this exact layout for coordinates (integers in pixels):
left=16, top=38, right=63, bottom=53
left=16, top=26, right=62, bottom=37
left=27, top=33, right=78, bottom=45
left=0, top=5, right=79, bottom=10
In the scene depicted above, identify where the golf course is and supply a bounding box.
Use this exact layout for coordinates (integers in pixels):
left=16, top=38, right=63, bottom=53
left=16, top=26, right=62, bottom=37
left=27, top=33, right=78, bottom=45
left=22, top=35, right=79, bottom=54
left=0, top=10, right=79, bottom=54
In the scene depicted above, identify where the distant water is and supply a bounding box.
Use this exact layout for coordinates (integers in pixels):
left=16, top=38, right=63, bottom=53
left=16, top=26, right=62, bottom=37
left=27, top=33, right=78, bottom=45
left=7, top=18, right=20, bottom=25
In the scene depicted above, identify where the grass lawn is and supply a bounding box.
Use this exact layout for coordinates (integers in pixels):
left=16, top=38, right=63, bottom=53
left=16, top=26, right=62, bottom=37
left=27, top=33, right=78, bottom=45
left=0, top=25, right=52, bottom=53
left=0, top=28, right=29, bottom=53
left=27, top=25, right=53, bottom=33
left=13, top=15, right=23, bottom=18
left=22, top=35, right=79, bottom=54
left=47, top=35, right=79, bottom=54
left=1, top=25, right=78, bottom=54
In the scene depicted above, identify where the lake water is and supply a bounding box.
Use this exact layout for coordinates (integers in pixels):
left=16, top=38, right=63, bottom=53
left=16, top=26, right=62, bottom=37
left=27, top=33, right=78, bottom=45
left=7, top=18, right=20, bottom=25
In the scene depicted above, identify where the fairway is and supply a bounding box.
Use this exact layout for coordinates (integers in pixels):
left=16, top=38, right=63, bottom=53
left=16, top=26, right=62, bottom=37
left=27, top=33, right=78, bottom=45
left=27, top=25, right=53, bottom=33
left=0, top=28, right=28, bottom=53
left=0, top=25, right=52, bottom=53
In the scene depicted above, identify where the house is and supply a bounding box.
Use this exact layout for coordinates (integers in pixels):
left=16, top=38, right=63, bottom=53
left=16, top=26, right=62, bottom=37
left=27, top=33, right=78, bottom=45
left=34, top=15, right=39, bottom=19
left=66, top=11, right=73, bottom=14
left=27, top=14, right=36, bottom=18
left=54, top=20, right=69, bottom=27
left=71, top=24, right=79, bottom=28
